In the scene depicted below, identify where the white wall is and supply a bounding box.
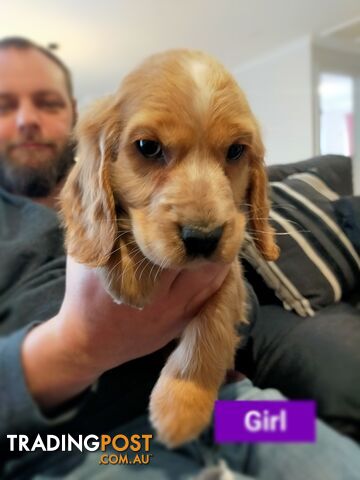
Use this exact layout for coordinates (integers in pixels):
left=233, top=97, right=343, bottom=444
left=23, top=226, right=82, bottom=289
left=355, top=77, right=360, bottom=194
left=232, top=37, right=314, bottom=166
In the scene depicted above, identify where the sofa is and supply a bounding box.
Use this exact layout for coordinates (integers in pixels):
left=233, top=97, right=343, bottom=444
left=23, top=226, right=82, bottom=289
left=237, top=154, right=360, bottom=442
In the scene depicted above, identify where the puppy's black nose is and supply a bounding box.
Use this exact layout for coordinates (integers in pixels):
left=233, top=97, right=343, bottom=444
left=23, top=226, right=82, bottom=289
left=180, top=226, right=223, bottom=258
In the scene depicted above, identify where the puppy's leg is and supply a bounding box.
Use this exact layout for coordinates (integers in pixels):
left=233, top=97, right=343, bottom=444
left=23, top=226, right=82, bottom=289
left=149, top=261, right=246, bottom=447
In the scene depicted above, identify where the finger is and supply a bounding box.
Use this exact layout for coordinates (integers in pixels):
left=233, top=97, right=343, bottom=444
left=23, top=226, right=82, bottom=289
left=65, top=255, right=109, bottom=300
left=66, top=255, right=94, bottom=279
left=183, top=268, right=230, bottom=318
left=170, top=262, right=230, bottom=298
left=171, top=263, right=231, bottom=316
left=150, top=267, right=182, bottom=299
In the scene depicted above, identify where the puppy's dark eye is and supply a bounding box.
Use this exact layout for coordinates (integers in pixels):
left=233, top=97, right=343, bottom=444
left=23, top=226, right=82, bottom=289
left=226, top=144, right=246, bottom=162
left=136, top=139, right=163, bottom=160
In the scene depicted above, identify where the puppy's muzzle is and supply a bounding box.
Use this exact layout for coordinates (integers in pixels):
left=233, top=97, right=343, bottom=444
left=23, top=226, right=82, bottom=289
left=180, top=225, right=223, bottom=258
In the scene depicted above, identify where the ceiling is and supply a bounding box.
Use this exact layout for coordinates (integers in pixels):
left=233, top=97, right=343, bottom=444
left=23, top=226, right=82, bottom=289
left=3, top=0, right=360, bottom=105
left=322, top=16, right=360, bottom=42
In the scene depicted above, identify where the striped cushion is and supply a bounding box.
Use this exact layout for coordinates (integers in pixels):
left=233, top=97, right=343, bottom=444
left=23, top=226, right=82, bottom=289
left=242, top=172, right=360, bottom=317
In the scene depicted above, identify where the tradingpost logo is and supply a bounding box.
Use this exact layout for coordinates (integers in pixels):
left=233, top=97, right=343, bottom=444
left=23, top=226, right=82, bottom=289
left=6, top=433, right=154, bottom=466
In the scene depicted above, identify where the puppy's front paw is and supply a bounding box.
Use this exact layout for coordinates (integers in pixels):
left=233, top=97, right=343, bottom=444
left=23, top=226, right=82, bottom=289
left=149, top=373, right=216, bottom=448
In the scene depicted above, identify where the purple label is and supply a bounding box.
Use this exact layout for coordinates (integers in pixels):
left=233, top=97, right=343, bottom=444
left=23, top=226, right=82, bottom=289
left=214, top=400, right=316, bottom=443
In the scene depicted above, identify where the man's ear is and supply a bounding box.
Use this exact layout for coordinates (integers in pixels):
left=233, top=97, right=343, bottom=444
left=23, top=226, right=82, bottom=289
left=71, top=97, right=77, bottom=127
left=60, top=96, right=120, bottom=266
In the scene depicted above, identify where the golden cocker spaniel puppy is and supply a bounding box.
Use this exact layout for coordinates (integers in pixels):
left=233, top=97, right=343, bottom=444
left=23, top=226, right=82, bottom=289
left=60, top=49, right=279, bottom=447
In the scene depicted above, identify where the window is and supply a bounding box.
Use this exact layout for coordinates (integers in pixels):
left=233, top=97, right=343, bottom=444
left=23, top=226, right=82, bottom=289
left=319, top=73, right=354, bottom=157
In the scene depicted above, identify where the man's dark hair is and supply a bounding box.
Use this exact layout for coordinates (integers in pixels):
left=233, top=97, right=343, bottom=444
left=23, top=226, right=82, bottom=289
left=0, top=36, right=73, bottom=98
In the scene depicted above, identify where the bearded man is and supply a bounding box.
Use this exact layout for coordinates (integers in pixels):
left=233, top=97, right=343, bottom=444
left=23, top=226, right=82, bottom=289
left=0, top=37, right=76, bottom=207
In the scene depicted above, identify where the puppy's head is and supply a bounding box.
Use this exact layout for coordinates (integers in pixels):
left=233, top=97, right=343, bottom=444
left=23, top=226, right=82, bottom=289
left=61, top=50, right=278, bottom=300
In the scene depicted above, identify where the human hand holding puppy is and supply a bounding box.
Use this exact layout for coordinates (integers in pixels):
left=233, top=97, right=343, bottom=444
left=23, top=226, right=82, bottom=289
left=22, top=256, right=230, bottom=413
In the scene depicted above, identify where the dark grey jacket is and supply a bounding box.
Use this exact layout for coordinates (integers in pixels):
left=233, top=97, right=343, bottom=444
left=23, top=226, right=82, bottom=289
left=0, top=188, right=66, bottom=437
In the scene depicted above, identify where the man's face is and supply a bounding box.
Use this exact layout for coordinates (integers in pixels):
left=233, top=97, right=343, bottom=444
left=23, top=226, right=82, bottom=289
left=0, top=47, right=75, bottom=197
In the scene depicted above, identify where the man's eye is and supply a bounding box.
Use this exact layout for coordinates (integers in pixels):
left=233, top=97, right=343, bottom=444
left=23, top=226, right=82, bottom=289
left=0, top=103, right=15, bottom=114
left=37, top=100, right=64, bottom=110
left=226, top=144, right=246, bottom=162
left=135, top=140, right=163, bottom=160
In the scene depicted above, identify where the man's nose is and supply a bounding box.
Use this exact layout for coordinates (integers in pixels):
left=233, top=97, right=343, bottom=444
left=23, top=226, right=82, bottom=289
left=16, top=101, right=41, bottom=134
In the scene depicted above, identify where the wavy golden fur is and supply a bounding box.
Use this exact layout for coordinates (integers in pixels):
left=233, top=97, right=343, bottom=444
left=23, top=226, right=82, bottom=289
left=60, top=49, right=279, bottom=447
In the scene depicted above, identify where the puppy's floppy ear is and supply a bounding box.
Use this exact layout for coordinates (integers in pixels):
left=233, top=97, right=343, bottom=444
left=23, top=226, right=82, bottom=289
left=60, top=96, right=120, bottom=266
left=246, top=130, right=280, bottom=261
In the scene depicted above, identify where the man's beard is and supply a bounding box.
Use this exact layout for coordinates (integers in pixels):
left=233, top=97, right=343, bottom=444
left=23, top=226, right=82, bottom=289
left=0, top=141, right=75, bottom=198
